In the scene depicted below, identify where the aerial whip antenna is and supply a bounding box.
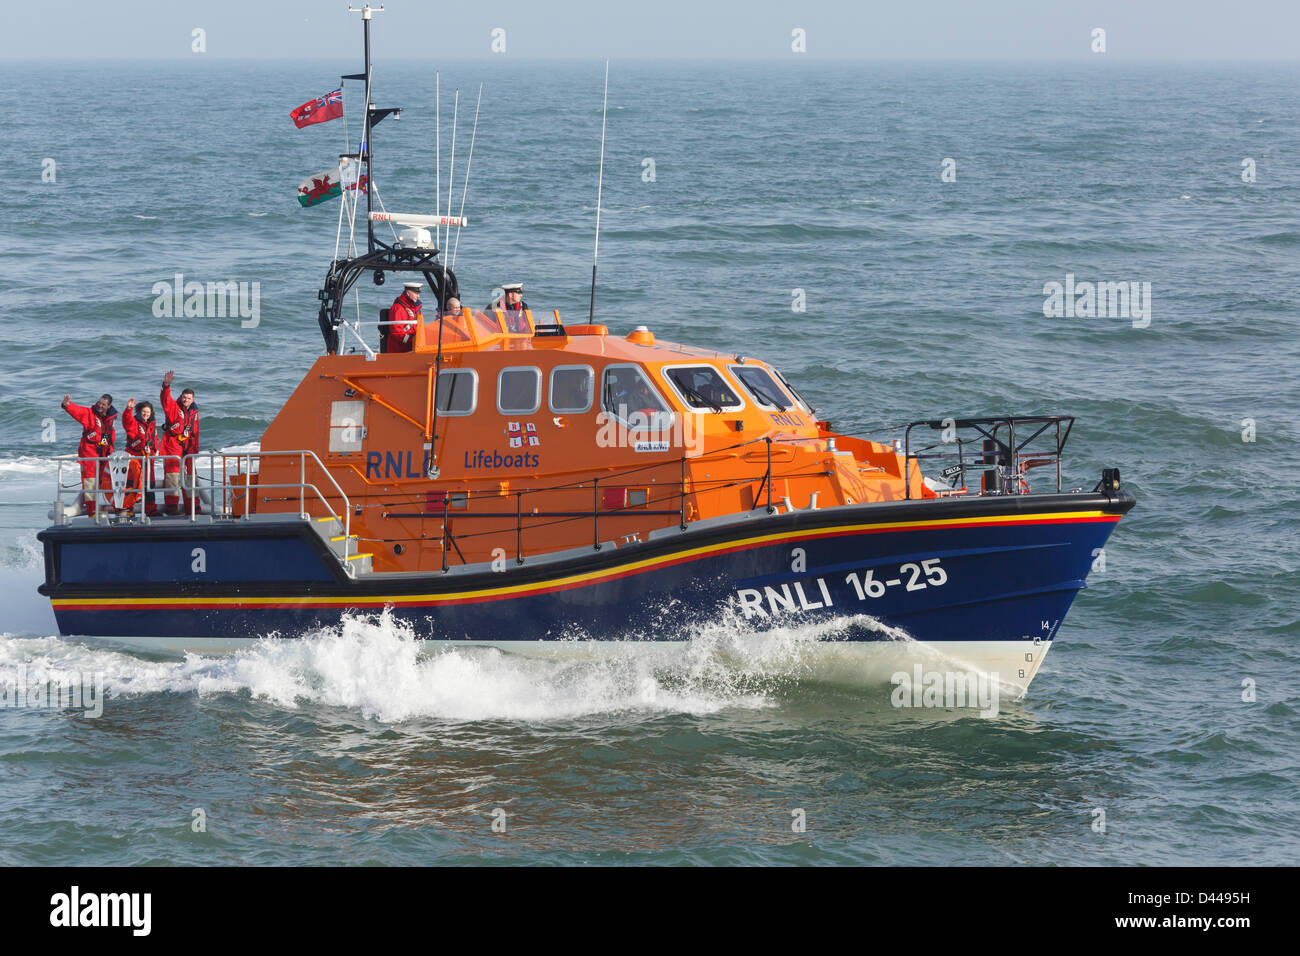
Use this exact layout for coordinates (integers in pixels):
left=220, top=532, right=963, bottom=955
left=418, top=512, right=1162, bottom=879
left=445, top=88, right=458, bottom=306
left=347, top=3, right=383, bottom=253
left=452, top=83, right=483, bottom=271
left=435, top=71, right=441, bottom=250
left=588, top=59, right=609, bottom=324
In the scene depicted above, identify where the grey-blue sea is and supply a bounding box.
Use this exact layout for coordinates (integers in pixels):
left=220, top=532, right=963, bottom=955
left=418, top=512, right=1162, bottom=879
left=0, top=59, right=1298, bottom=866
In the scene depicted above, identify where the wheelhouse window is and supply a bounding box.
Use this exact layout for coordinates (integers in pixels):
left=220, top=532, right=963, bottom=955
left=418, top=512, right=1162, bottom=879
left=601, top=364, right=673, bottom=431
left=435, top=369, right=477, bottom=416
left=728, top=365, right=793, bottom=411
left=662, top=365, right=743, bottom=412
left=549, top=365, right=594, bottom=414
left=497, top=366, right=541, bottom=415
left=772, top=368, right=815, bottom=415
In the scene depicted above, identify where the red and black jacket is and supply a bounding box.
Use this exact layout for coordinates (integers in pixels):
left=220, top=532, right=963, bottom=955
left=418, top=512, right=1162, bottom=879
left=160, top=385, right=200, bottom=457
left=123, top=411, right=159, bottom=456
left=64, top=401, right=117, bottom=459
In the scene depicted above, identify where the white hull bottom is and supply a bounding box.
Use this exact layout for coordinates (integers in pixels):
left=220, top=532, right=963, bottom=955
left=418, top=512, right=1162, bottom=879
left=73, top=635, right=1054, bottom=701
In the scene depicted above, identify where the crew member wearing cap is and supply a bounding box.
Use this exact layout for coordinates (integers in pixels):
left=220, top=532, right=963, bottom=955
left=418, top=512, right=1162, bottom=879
left=60, top=392, right=117, bottom=516
left=486, top=282, right=530, bottom=333
left=387, top=282, right=423, bottom=353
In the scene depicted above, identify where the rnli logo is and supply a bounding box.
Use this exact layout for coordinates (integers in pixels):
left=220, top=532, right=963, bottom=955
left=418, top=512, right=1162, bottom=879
left=365, top=450, right=431, bottom=479
left=507, top=421, right=540, bottom=448
left=366, top=448, right=541, bottom=478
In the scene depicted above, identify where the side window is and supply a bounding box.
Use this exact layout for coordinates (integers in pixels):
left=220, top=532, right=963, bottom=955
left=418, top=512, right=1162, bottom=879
left=729, top=365, right=793, bottom=411
left=663, top=365, right=744, bottom=411
left=435, top=369, right=477, bottom=415
left=497, top=367, right=541, bottom=415
left=550, top=365, right=594, bottom=414
left=601, top=364, right=673, bottom=431
left=772, top=368, right=815, bottom=415
left=329, top=400, right=365, bottom=453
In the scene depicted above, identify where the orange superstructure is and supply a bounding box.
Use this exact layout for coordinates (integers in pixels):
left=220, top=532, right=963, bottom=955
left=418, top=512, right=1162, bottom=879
left=252, top=308, right=930, bottom=574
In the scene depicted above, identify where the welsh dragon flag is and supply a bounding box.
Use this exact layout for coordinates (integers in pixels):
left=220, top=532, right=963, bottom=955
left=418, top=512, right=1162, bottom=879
left=297, top=167, right=342, bottom=208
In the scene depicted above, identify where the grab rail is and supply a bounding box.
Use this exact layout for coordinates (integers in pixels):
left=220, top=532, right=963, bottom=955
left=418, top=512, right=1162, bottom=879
left=50, top=450, right=356, bottom=571
left=901, top=415, right=1075, bottom=498
left=48, top=418, right=1080, bottom=575
left=380, top=435, right=791, bottom=570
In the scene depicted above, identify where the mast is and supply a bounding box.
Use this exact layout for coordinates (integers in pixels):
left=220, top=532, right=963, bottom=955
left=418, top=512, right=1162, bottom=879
left=348, top=4, right=389, bottom=253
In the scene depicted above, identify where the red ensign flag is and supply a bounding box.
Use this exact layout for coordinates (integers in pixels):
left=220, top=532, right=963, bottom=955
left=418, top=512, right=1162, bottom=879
left=290, top=89, right=343, bottom=129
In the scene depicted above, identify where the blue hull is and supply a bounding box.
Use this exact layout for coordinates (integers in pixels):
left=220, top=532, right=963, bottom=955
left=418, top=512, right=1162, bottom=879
left=39, top=492, right=1134, bottom=650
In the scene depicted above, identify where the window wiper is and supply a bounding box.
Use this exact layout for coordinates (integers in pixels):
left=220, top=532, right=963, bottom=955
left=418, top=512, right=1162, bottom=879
left=750, top=385, right=790, bottom=410
left=680, top=383, right=722, bottom=413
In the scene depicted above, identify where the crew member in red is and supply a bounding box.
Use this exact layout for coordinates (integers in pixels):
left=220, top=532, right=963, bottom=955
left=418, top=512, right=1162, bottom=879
left=121, top=397, right=160, bottom=516
left=61, top=392, right=117, bottom=516
left=160, top=370, right=200, bottom=515
left=386, top=282, right=422, bottom=353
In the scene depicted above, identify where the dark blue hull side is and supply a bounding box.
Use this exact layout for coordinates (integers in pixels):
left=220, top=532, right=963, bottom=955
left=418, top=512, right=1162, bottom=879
left=39, top=492, right=1133, bottom=646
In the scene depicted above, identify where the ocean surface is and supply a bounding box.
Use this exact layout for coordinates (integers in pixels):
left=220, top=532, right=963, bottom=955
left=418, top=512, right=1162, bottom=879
left=1, top=58, right=1298, bottom=865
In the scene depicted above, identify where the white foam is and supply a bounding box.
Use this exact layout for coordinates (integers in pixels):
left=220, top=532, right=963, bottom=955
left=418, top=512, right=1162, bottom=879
left=0, top=611, right=806, bottom=723
left=0, top=456, right=59, bottom=477
left=0, top=531, right=45, bottom=572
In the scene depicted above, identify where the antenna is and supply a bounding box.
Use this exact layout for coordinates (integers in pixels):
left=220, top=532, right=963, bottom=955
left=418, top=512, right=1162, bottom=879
left=435, top=72, right=441, bottom=251
left=588, top=59, right=609, bottom=324
left=452, top=83, right=483, bottom=271
left=445, top=88, right=459, bottom=304
left=348, top=4, right=384, bottom=252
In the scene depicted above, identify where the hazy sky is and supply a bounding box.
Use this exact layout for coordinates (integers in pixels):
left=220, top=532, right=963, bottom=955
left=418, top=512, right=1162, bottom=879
left=3, top=0, right=1298, bottom=60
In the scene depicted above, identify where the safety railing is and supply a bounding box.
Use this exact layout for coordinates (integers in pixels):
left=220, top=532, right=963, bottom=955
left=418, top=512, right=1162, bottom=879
left=51, top=450, right=355, bottom=569
left=52, top=453, right=186, bottom=526
left=370, top=434, right=797, bottom=571
left=902, top=416, right=1075, bottom=498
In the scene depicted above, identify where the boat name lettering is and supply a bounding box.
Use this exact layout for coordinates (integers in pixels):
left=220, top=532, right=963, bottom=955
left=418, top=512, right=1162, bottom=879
left=735, top=577, right=834, bottom=619
left=846, top=558, right=947, bottom=600
left=769, top=412, right=805, bottom=428
left=366, top=450, right=432, bottom=480
left=463, top=449, right=540, bottom=470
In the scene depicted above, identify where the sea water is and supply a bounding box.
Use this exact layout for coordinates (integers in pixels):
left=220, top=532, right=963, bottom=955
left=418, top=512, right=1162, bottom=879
left=1, top=60, right=1297, bottom=864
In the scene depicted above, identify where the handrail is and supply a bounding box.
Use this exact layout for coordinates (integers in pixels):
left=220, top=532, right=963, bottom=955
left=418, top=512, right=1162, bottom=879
left=902, top=415, right=1075, bottom=498
left=50, top=449, right=356, bottom=572
left=47, top=417, right=1082, bottom=574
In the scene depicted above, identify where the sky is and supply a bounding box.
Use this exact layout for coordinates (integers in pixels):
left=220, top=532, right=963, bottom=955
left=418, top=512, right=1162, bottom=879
left=2, top=0, right=1299, bottom=61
